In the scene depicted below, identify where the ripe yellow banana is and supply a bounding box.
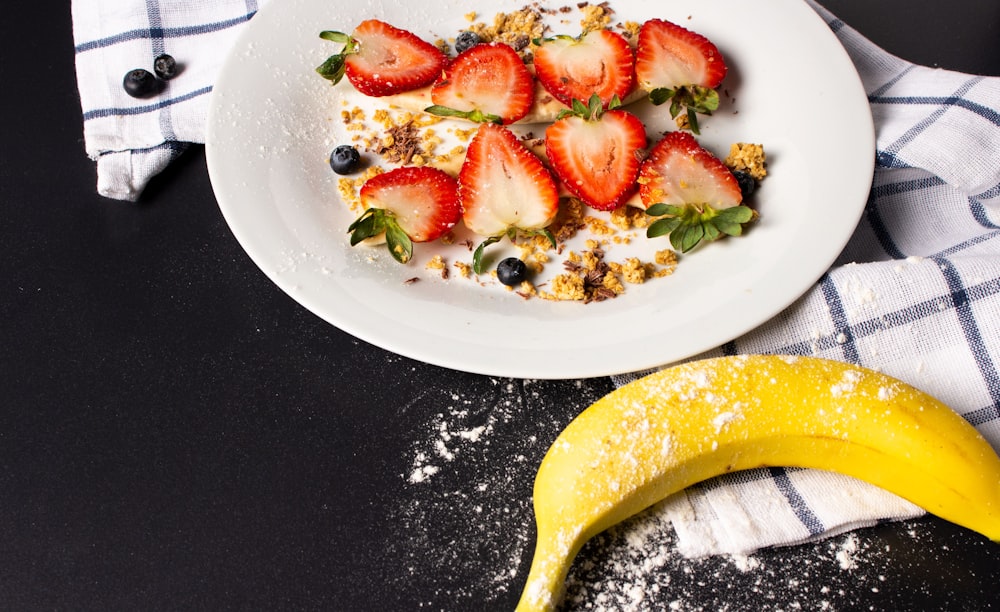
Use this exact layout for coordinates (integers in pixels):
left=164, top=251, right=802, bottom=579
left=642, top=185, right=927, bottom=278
left=515, top=354, right=1000, bottom=611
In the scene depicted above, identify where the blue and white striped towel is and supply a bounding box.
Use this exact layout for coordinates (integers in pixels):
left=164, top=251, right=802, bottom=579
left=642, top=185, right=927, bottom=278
left=73, top=1, right=1000, bottom=557
left=72, top=0, right=263, bottom=201
left=611, top=1, right=1000, bottom=558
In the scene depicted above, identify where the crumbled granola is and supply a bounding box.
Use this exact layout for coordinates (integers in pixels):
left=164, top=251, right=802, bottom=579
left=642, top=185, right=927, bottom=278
left=337, top=165, right=383, bottom=213
left=609, top=206, right=648, bottom=230
left=467, top=7, right=547, bottom=55
left=579, top=2, right=613, bottom=32
left=725, top=142, right=767, bottom=180
left=453, top=261, right=473, bottom=279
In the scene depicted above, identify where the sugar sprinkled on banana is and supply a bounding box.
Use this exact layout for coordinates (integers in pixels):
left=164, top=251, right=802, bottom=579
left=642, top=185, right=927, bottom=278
left=516, top=354, right=1000, bottom=611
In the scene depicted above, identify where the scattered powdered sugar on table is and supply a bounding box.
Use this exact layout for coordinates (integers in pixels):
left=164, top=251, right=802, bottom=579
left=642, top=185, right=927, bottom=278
left=385, top=377, right=611, bottom=606
left=380, top=372, right=987, bottom=610
left=559, top=514, right=946, bottom=611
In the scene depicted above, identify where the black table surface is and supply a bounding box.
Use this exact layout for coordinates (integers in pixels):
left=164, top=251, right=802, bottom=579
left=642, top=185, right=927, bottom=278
left=3, top=2, right=998, bottom=610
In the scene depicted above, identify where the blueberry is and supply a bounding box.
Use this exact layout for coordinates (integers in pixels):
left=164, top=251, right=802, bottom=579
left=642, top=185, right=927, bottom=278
left=455, top=31, right=482, bottom=54
left=122, top=68, right=160, bottom=98
left=496, top=257, right=528, bottom=287
left=732, top=170, right=757, bottom=199
left=153, top=54, right=178, bottom=80
left=329, top=145, right=361, bottom=175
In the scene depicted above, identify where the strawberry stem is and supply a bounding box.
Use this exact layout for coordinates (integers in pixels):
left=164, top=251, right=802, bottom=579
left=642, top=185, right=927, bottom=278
left=472, top=228, right=556, bottom=275
left=424, top=105, right=503, bottom=125
left=646, top=203, right=754, bottom=253
left=648, top=85, right=719, bottom=134
left=316, top=31, right=357, bottom=84
left=348, top=208, right=414, bottom=264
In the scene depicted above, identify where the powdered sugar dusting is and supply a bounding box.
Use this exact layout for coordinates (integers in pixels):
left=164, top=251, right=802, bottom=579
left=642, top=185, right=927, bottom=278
left=386, top=377, right=612, bottom=606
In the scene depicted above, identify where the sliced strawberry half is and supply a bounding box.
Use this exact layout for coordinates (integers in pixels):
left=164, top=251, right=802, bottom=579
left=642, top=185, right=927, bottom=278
left=634, top=18, right=727, bottom=133
left=427, top=43, right=535, bottom=124
left=544, top=95, right=646, bottom=211
left=533, top=29, right=635, bottom=109
left=316, top=20, right=447, bottom=97
left=639, top=131, right=753, bottom=253
left=459, top=123, right=559, bottom=271
left=352, top=166, right=461, bottom=263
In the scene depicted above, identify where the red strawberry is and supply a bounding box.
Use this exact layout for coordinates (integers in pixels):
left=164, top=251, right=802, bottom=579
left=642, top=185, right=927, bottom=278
left=352, top=166, right=461, bottom=263
left=544, top=95, right=646, bottom=211
left=428, top=43, right=535, bottom=124
left=459, top=123, right=559, bottom=271
left=316, top=20, right=447, bottom=97
left=639, top=131, right=753, bottom=253
left=635, top=19, right=727, bottom=90
left=639, top=131, right=741, bottom=208
left=634, top=19, right=727, bottom=133
left=533, top=29, right=635, bottom=109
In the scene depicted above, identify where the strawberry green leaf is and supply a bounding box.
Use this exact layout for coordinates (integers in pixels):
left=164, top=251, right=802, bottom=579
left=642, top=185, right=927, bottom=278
left=647, top=216, right=682, bottom=238
left=472, top=235, right=503, bottom=274
left=648, top=85, right=720, bottom=135
left=472, top=227, right=557, bottom=275
left=672, top=223, right=704, bottom=253
left=348, top=208, right=413, bottom=264
left=316, top=31, right=357, bottom=84
left=385, top=222, right=413, bottom=264
left=319, top=30, right=352, bottom=43
left=686, top=110, right=702, bottom=135
left=711, top=205, right=755, bottom=236
left=533, top=34, right=576, bottom=46
left=646, top=203, right=756, bottom=253
left=347, top=208, right=385, bottom=245
left=425, top=105, right=503, bottom=125
left=649, top=87, right=675, bottom=106
left=702, top=222, right=721, bottom=243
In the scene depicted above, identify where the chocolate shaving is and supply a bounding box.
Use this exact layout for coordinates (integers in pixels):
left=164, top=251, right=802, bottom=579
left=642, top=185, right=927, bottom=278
left=372, top=120, right=423, bottom=165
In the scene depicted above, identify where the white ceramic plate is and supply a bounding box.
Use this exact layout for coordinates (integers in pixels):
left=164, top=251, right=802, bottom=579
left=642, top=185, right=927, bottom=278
left=206, top=0, right=873, bottom=379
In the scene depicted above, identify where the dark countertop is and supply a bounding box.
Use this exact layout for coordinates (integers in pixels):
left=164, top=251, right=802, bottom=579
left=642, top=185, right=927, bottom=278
left=2, top=2, right=997, bottom=610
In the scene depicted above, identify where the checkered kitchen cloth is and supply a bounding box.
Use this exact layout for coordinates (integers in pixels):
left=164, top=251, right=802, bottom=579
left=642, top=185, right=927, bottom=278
left=73, top=1, right=1000, bottom=557
left=610, top=0, right=1000, bottom=559
left=72, top=0, right=264, bottom=201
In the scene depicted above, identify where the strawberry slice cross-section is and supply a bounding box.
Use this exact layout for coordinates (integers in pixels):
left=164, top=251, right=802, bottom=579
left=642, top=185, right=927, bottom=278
left=351, top=166, right=461, bottom=264
left=639, top=131, right=755, bottom=253
left=316, top=19, right=447, bottom=97
left=458, top=123, right=560, bottom=272
left=544, top=94, right=646, bottom=211
left=533, top=29, right=635, bottom=110
left=427, top=42, right=535, bottom=125
left=635, top=18, right=728, bottom=133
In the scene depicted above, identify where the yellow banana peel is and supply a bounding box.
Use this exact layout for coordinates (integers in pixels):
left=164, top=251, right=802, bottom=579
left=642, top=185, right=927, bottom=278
left=516, top=354, right=1000, bottom=611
